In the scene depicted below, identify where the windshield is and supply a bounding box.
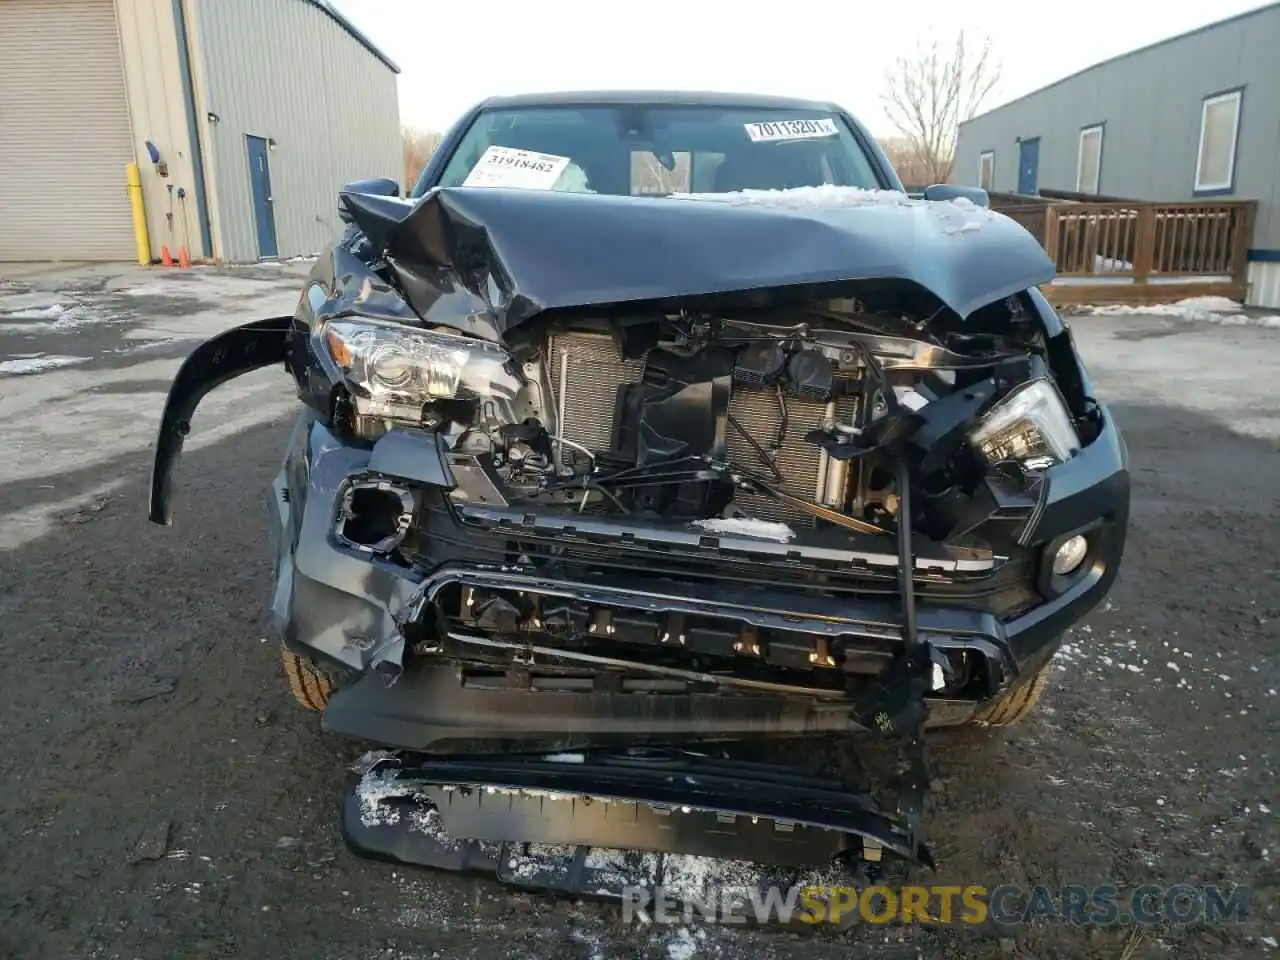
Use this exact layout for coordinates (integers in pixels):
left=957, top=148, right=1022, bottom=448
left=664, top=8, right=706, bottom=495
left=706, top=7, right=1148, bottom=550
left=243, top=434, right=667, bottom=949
left=434, top=105, right=884, bottom=197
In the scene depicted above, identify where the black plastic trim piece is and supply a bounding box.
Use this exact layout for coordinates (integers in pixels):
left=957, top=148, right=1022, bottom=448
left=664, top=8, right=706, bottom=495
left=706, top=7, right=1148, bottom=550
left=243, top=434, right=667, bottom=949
left=368, top=428, right=456, bottom=488
left=342, top=750, right=932, bottom=873
left=149, top=316, right=292, bottom=524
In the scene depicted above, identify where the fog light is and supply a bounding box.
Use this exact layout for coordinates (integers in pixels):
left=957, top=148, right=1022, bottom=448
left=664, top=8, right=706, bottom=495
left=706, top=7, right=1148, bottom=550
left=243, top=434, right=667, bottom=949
left=1052, top=535, right=1089, bottom=575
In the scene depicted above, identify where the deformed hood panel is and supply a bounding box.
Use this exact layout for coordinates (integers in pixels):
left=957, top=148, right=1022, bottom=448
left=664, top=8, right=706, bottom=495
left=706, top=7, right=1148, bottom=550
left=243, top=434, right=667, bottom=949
left=343, top=186, right=1056, bottom=335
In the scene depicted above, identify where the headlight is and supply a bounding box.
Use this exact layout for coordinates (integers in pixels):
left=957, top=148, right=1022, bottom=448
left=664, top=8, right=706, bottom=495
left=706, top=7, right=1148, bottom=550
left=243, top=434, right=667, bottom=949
left=968, top=379, right=1080, bottom=468
left=321, top=321, right=521, bottom=421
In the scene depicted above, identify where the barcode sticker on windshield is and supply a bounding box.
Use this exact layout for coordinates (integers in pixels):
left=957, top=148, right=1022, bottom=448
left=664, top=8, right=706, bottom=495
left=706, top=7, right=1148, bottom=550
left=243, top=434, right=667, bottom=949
left=743, top=118, right=840, bottom=142
left=462, top=146, right=572, bottom=189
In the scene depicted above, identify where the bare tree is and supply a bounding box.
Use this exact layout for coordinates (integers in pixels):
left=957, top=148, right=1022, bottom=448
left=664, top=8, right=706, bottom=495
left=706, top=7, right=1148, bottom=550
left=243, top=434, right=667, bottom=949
left=875, top=136, right=933, bottom=190
left=631, top=152, right=692, bottom=194
left=402, top=126, right=444, bottom=188
left=880, top=32, right=1000, bottom=184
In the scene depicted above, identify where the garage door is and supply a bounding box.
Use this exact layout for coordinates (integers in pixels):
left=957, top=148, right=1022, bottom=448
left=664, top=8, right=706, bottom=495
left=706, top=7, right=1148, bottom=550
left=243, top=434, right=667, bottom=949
left=0, top=0, right=136, bottom=260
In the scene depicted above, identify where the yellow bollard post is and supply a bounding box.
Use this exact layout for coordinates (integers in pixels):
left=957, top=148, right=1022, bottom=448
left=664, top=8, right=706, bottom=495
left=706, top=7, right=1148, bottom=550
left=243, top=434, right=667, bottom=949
left=126, top=163, right=151, bottom=266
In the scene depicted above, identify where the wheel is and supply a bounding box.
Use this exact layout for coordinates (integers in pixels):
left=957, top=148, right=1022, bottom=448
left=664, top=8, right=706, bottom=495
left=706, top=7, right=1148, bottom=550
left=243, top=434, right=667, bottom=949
left=971, top=663, right=1052, bottom=727
left=280, top=644, right=336, bottom=711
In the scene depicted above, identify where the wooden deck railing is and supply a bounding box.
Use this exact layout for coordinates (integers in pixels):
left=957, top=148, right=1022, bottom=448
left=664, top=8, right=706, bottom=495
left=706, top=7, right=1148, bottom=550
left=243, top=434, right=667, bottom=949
left=989, top=197, right=1257, bottom=306
left=993, top=202, right=1050, bottom=249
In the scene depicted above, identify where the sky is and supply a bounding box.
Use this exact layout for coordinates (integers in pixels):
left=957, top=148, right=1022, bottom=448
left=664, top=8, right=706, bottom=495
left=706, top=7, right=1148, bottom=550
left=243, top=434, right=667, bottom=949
left=329, top=0, right=1272, bottom=138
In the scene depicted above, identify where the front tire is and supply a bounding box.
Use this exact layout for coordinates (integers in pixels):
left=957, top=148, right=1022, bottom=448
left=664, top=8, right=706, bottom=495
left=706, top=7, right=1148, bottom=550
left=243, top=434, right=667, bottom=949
left=280, top=644, right=336, bottom=711
left=970, top=663, right=1052, bottom=727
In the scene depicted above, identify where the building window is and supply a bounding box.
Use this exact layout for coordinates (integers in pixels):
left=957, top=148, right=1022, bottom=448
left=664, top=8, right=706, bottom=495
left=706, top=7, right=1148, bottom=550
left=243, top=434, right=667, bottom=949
left=1195, top=89, right=1242, bottom=193
left=1077, top=125, right=1103, bottom=194
left=978, top=151, right=994, bottom=190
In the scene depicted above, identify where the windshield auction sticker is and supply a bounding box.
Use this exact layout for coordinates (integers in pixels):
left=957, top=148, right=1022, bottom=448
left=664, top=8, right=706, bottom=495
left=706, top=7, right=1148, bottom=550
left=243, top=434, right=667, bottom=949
left=743, top=118, right=840, bottom=142
left=462, top=146, right=572, bottom=189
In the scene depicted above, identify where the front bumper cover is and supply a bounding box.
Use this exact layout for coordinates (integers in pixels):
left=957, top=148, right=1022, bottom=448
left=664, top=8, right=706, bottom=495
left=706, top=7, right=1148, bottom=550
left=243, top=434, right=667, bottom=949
left=269, top=405, right=1124, bottom=875
left=275, top=407, right=1126, bottom=749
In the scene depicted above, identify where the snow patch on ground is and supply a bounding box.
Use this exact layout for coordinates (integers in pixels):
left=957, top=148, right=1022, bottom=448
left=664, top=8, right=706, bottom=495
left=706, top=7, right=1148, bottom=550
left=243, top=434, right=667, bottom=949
left=222, top=255, right=319, bottom=268
left=661, top=926, right=704, bottom=960
left=1053, top=640, right=1084, bottom=672
left=0, top=302, right=119, bottom=331
left=113, top=282, right=199, bottom=298
left=582, top=847, right=660, bottom=891
left=0, top=354, right=91, bottom=375
left=504, top=843, right=577, bottom=880
left=661, top=854, right=766, bottom=904
left=1079, top=296, right=1280, bottom=329
left=692, top=517, right=796, bottom=542
left=4, top=303, right=68, bottom=319
left=271, top=254, right=319, bottom=265
left=571, top=926, right=608, bottom=960
left=1094, top=254, right=1133, bottom=273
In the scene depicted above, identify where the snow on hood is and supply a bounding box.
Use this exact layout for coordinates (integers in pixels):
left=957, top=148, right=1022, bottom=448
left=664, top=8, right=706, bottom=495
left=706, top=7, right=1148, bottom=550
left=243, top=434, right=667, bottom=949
left=670, top=185, right=991, bottom=235
left=670, top=185, right=914, bottom=209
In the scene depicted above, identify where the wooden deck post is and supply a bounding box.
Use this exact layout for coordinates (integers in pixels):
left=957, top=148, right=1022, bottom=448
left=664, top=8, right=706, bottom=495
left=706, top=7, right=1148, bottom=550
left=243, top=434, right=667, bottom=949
left=1042, top=205, right=1059, bottom=269
left=1230, top=201, right=1257, bottom=301
left=1133, top=206, right=1155, bottom=284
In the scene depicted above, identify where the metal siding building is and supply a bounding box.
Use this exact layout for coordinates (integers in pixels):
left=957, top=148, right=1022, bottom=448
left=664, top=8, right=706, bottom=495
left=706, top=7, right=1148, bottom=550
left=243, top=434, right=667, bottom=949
left=0, top=0, right=138, bottom=260
left=0, top=0, right=399, bottom=263
left=954, top=3, right=1280, bottom=307
left=185, top=0, right=401, bottom=261
left=115, top=0, right=209, bottom=263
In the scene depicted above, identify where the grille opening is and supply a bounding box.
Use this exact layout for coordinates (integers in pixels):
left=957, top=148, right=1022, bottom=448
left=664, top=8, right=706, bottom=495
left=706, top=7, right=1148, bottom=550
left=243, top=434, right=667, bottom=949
left=544, top=329, right=860, bottom=526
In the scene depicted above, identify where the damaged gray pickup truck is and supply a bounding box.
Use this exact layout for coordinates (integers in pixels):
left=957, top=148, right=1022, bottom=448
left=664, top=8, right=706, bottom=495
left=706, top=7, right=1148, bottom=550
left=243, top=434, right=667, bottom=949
left=149, top=91, right=1128, bottom=896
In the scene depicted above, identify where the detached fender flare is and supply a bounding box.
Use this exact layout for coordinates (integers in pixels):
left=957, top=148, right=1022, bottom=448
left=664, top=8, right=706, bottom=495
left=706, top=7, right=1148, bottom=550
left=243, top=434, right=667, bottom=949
left=148, top=315, right=293, bottom=525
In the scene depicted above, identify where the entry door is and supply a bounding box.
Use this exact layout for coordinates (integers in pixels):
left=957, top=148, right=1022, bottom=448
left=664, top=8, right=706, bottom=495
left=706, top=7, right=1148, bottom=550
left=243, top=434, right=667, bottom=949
left=246, top=135, right=278, bottom=258
left=1017, top=138, right=1040, bottom=195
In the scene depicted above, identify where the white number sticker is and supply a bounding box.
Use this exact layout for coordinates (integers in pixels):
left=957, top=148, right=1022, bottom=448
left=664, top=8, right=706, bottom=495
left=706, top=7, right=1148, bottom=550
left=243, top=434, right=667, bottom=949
left=743, top=118, right=840, bottom=143
left=462, top=145, right=572, bottom=189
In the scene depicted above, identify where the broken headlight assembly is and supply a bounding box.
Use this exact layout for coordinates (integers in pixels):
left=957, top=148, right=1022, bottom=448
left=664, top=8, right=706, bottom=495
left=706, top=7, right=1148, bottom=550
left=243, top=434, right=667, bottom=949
left=968, top=378, right=1080, bottom=470
left=321, top=320, right=522, bottom=424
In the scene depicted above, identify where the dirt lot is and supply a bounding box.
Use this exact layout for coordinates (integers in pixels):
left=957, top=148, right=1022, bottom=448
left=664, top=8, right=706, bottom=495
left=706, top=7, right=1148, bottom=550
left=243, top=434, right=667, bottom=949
left=0, top=264, right=1276, bottom=960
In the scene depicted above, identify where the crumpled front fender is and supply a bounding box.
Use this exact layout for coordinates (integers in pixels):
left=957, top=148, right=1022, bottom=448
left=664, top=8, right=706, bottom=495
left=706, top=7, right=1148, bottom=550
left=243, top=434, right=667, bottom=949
left=270, top=418, right=457, bottom=676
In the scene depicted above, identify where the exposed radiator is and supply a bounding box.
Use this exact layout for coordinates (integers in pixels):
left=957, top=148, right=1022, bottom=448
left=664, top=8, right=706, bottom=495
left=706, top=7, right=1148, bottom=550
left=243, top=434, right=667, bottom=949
left=726, top=389, right=857, bottom=524
left=546, top=331, right=646, bottom=456
left=545, top=331, right=854, bottom=524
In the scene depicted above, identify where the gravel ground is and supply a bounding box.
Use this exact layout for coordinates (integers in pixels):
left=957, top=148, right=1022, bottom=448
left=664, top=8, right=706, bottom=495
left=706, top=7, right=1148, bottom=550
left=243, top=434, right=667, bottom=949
left=0, top=265, right=1276, bottom=960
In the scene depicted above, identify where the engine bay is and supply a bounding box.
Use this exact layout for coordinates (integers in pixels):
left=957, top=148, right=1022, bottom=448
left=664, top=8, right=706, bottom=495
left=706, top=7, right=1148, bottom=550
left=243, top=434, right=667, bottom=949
left=422, top=293, right=1094, bottom=549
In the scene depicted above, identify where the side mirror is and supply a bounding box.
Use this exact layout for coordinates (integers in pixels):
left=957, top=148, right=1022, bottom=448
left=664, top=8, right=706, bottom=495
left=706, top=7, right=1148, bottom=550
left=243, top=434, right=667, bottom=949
left=338, top=177, right=401, bottom=224
left=922, top=184, right=989, bottom=208
left=343, top=177, right=400, bottom=198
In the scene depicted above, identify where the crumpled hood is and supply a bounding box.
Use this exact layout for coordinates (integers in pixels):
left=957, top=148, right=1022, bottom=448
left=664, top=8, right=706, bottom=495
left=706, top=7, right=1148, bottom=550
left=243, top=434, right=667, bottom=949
left=342, top=185, right=1055, bottom=335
